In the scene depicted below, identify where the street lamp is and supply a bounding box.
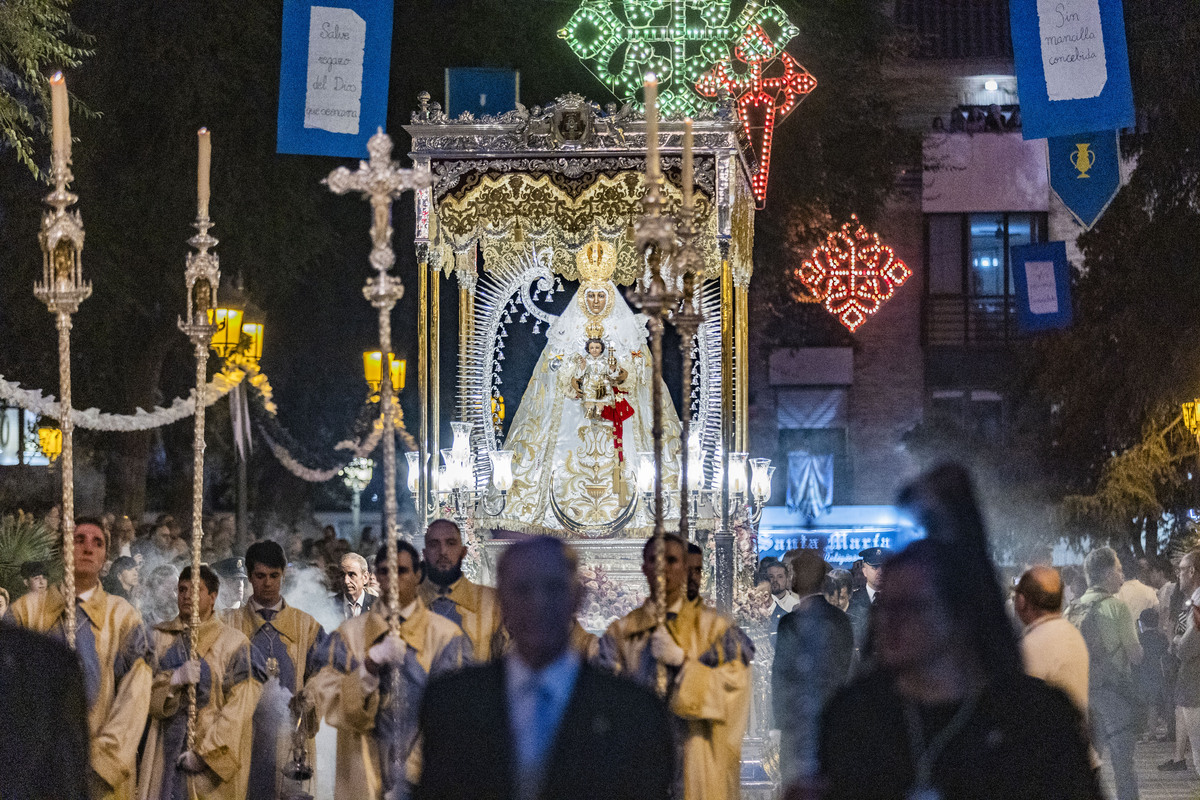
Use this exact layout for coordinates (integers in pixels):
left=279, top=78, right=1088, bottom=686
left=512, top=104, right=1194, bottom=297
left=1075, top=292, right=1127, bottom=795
left=1184, top=400, right=1200, bottom=437
left=363, top=351, right=406, bottom=395
left=339, top=457, right=375, bottom=540
left=208, top=305, right=244, bottom=359
left=37, top=422, right=63, bottom=463
left=240, top=322, right=264, bottom=364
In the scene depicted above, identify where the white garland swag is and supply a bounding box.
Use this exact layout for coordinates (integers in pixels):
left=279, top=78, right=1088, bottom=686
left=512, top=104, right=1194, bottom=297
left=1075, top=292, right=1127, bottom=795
left=0, top=370, right=243, bottom=431
left=0, top=365, right=396, bottom=484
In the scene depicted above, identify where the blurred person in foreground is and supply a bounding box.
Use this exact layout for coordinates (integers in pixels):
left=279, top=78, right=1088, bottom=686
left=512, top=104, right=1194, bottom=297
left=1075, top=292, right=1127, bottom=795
left=819, top=539, right=1100, bottom=800
left=310, top=540, right=470, bottom=800
left=8, top=517, right=152, bottom=800
left=139, top=565, right=259, bottom=800
left=773, top=550, right=853, bottom=799
left=418, top=518, right=504, bottom=661
left=596, top=533, right=752, bottom=800
left=223, top=540, right=328, bottom=799
left=818, top=464, right=1101, bottom=800
left=0, top=620, right=90, bottom=800
left=416, top=535, right=673, bottom=800
left=1067, top=546, right=1143, bottom=800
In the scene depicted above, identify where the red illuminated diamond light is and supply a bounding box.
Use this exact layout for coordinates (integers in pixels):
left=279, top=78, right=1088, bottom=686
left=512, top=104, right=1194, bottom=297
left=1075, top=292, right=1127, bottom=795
left=795, top=215, right=912, bottom=332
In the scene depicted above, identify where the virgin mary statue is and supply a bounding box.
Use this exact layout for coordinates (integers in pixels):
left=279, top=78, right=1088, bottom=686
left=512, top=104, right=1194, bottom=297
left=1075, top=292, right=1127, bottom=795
left=493, top=236, right=682, bottom=536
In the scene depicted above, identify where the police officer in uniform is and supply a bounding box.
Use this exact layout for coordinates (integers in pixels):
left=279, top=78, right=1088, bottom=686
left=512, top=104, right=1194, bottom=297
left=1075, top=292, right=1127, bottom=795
left=846, top=547, right=890, bottom=655
left=212, top=556, right=249, bottom=612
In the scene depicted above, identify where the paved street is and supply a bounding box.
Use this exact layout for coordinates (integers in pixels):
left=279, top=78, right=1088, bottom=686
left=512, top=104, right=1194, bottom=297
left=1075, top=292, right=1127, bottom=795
left=1099, top=738, right=1200, bottom=799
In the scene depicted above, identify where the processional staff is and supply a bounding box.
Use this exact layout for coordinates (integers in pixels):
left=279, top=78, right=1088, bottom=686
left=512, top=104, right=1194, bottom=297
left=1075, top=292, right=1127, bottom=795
left=178, top=127, right=221, bottom=751
left=35, top=72, right=92, bottom=650
left=324, top=131, right=432, bottom=637
left=632, top=74, right=682, bottom=697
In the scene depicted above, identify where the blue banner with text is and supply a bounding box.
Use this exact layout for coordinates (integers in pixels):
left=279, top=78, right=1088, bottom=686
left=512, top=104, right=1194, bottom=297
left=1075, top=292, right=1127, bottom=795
left=277, top=0, right=393, bottom=158
left=1010, top=0, right=1135, bottom=140
left=1011, top=241, right=1073, bottom=332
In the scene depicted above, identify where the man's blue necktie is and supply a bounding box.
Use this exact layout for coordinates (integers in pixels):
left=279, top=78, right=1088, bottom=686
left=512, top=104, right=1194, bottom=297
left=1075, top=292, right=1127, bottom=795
left=74, top=599, right=101, bottom=706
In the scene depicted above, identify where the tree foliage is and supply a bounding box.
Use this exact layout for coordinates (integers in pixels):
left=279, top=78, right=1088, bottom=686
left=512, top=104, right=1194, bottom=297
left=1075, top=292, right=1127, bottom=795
left=0, top=0, right=92, bottom=175
left=1059, top=414, right=1198, bottom=557
left=0, top=511, right=60, bottom=600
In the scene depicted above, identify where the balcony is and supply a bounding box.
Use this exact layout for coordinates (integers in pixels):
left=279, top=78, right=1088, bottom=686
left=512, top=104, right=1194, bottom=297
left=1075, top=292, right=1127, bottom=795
left=924, top=294, right=1021, bottom=346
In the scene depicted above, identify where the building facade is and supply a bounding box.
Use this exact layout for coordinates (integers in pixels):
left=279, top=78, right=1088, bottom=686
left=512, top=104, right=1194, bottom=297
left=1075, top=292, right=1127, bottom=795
left=752, top=0, right=1105, bottom=519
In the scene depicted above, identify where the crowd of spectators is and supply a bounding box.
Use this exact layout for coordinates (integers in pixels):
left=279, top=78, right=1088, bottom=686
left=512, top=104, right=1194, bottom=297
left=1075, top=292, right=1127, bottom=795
left=5, top=507, right=383, bottom=629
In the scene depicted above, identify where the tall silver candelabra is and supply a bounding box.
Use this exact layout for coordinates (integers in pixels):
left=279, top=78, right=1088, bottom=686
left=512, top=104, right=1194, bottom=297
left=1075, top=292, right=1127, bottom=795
left=34, top=130, right=91, bottom=651
left=178, top=205, right=221, bottom=752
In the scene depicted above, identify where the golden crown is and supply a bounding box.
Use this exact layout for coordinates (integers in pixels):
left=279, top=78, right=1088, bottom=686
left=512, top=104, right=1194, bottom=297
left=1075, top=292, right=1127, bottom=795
left=585, top=319, right=605, bottom=339
left=576, top=230, right=618, bottom=285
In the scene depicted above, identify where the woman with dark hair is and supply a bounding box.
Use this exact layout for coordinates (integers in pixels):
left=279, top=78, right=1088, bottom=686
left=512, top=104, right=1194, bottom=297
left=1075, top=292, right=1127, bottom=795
left=816, top=465, right=1101, bottom=800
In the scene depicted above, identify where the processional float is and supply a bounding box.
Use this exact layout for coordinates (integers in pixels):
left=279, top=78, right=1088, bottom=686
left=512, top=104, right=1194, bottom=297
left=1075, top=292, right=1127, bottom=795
left=399, top=84, right=777, bottom=794
left=399, top=85, right=769, bottom=616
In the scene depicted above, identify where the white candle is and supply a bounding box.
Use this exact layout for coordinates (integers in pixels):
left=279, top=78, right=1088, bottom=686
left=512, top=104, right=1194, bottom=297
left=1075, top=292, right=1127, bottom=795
left=197, top=128, right=211, bottom=219
left=50, top=72, right=69, bottom=164
left=682, top=118, right=694, bottom=212
left=644, top=73, right=660, bottom=181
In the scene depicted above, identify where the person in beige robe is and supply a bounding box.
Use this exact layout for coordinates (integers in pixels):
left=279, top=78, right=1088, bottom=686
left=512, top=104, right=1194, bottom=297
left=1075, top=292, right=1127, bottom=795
left=311, top=540, right=471, bottom=800
left=222, top=540, right=328, bottom=799
left=139, top=565, right=260, bottom=800
left=8, top=517, right=152, bottom=800
left=418, top=518, right=505, bottom=660
left=596, top=533, right=753, bottom=800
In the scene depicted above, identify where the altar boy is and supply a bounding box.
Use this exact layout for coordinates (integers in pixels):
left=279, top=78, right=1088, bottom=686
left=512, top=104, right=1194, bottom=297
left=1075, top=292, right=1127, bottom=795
left=139, top=565, right=259, bottom=800
left=311, top=540, right=470, bottom=800
left=596, top=533, right=753, bottom=800
left=222, top=541, right=328, bottom=799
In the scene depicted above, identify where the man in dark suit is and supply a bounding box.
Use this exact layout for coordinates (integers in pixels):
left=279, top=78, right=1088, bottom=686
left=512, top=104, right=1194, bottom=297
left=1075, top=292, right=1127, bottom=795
left=772, top=550, right=854, bottom=799
left=0, top=621, right=91, bottom=800
left=846, top=546, right=889, bottom=653
left=331, top=551, right=375, bottom=621
left=416, top=536, right=673, bottom=800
